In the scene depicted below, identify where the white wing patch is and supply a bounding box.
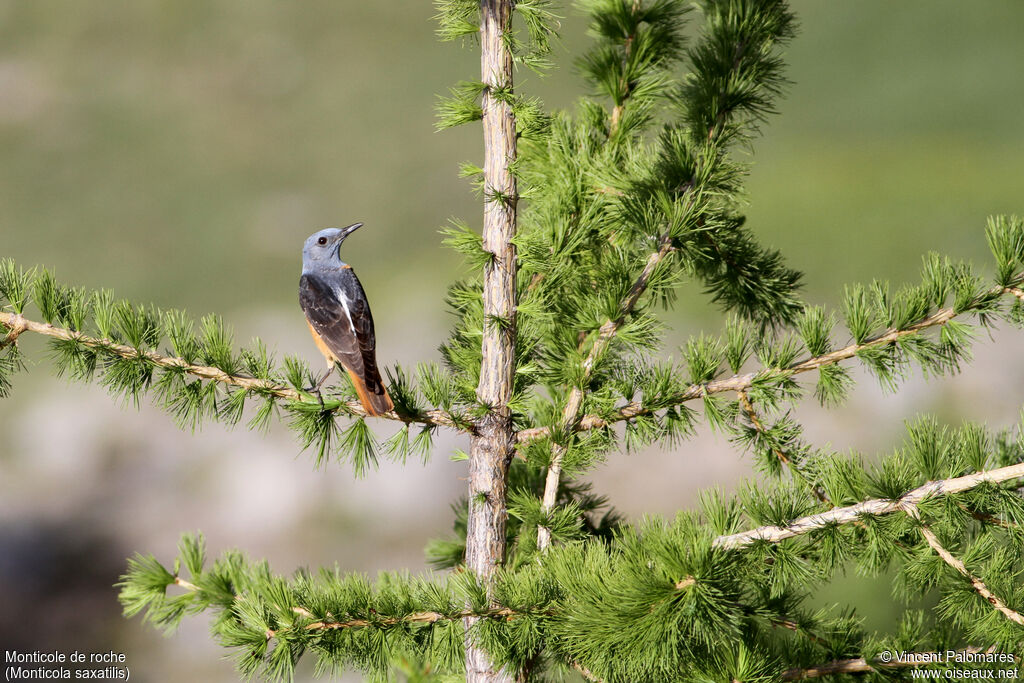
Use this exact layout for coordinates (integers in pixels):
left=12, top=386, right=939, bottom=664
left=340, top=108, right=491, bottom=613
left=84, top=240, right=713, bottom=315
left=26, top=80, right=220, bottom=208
left=334, top=286, right=357, bottom=334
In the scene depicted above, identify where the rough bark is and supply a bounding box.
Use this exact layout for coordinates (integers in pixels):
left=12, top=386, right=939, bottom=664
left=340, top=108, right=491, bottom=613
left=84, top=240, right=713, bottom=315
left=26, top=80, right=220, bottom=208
left=713, top=461, right=1024, bottom=549
left=464, top=1, right=517, bottom=681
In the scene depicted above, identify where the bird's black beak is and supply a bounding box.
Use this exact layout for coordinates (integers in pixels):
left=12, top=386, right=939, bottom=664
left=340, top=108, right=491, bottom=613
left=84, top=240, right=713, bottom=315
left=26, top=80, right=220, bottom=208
left=338, top=222, right=364, bottom=240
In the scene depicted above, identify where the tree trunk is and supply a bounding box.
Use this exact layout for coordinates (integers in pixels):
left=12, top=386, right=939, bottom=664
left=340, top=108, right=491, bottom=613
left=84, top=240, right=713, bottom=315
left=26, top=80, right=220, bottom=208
left=464, top=1, right=517, bottom=681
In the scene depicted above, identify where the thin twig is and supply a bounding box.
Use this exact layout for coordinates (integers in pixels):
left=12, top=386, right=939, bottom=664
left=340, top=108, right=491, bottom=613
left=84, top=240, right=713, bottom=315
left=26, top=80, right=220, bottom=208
left=905, top=505, right=1024, bottom=626
left=714, top=462, right=1024, bottom=550
left=675, top=576, right=695, bottom=590
left=570, top=660, right=602, bottom=682
left=536, top=233, right=676, bottom=549
left=737, top=390, right=829, bottom=504
left=737, top=390, right=789, bottom=464
left=767, top=617, right=829, bottom=647
left=0, top=310, right=464, bottom=431
left=172, top=576, right=200, bottom=592
left=518, top=280, right=1024, bottom=443
left=959, top=502, right=1017, bottom=529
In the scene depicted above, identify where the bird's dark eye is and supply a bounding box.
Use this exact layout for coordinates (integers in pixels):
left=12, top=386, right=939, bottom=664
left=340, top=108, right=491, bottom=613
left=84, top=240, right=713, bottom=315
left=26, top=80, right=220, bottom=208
left=317, top=237, right=328, bottom=245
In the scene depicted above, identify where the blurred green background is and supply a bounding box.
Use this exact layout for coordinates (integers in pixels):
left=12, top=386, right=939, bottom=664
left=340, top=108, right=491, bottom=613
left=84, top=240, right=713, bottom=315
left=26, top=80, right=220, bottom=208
left=1, top=1, right=1022, bottom=680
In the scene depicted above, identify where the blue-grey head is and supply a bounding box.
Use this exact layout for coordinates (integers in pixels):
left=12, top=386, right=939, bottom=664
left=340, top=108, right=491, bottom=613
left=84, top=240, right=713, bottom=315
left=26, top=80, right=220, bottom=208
left=302, top=223, right=363, bottom=272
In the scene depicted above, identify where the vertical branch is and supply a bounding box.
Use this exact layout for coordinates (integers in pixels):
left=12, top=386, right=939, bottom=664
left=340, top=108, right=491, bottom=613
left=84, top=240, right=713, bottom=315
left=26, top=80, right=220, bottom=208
left=465, top=1, right=517, bottom=681
left=537, top=234, right=675, bottom=550
left=609, top=0, right=641, bottom=135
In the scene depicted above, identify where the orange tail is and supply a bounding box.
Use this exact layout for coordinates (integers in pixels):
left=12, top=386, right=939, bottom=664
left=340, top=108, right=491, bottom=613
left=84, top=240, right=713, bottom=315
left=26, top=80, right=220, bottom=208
left=344, top=367, right=393, bottom=416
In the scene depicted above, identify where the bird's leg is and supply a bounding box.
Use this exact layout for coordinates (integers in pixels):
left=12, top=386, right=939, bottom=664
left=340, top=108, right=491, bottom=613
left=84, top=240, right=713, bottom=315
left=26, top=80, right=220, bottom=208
left=306, top=366, right=334, bottom=408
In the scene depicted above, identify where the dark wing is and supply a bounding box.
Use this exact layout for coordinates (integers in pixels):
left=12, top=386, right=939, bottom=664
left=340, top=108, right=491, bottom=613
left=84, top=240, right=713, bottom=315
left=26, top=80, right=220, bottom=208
left=299, top=270, right=383, bottom=392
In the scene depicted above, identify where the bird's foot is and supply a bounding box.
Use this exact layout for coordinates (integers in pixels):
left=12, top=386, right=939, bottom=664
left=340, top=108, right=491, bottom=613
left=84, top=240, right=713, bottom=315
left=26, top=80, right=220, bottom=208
left=303, top=368, right=333, bottom=409
left=302, top=384, right=326, bottom=409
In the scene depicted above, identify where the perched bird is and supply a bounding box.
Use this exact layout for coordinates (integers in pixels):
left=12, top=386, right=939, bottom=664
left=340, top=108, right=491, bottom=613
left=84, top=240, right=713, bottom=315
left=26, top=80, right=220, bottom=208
left=299, top=224, right=393, bottom=416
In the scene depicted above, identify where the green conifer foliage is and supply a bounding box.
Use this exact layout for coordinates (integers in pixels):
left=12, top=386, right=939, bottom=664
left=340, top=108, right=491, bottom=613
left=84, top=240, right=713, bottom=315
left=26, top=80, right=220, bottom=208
left=3, top=1, right=1024, bottom=680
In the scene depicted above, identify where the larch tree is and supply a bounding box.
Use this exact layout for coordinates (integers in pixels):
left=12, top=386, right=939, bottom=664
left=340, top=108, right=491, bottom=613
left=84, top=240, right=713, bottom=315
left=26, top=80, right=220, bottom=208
left=2, top=1, right=1023, bottom=681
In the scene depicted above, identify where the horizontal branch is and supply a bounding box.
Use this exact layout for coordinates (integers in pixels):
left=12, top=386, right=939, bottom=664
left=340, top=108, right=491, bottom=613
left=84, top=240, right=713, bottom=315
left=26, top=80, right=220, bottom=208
left=170, top=573, right=520, bottom=638
left=0, top=311, right=464, bottom=432
left=163, top=560, right=1008, bottom=677
left=295, top=606, right=516, bottom=635
left=517, top=282, right=1024, bottom=443
left=714, top=462, right=1024, bottom=550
